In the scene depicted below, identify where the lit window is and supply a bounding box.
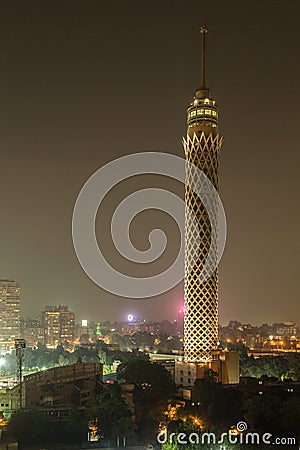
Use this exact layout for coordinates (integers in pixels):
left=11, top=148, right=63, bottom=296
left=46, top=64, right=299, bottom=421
left=191, top=111, right=196, bottom=117
left=197, top=109, right=203, bottom=115
left=205, top=109, right=211, bottom=115
left=212, top=111, right=217, bottom=116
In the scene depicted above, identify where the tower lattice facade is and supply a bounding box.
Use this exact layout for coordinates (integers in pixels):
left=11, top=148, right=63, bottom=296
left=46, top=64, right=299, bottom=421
left=183, top=27, right=223, bottom=363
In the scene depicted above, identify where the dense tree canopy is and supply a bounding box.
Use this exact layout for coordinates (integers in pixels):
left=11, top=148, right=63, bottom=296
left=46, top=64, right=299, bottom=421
left=240, top=350, right=300, bottom=380
left=7, top=408, right=87, bottom=446
left=117, top=359, right=176, bottom=441
left=86, top=383, right=136, bottom=444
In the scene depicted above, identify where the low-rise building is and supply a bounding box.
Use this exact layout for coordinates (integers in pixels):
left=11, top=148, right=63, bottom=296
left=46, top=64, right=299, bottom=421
left=175, top=350, right=239, bottom=388
left=24, top=358, right=102, bottom=409
left=0, top=385, right=23, bottom=421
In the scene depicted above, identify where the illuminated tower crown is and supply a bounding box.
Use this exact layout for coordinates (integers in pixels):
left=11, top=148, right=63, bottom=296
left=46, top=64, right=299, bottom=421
left=183, top=26, right=223, bottom=363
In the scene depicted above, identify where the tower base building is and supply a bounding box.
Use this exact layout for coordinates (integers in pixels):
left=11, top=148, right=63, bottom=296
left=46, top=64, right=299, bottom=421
left=175, top=351, right=239, bottom=388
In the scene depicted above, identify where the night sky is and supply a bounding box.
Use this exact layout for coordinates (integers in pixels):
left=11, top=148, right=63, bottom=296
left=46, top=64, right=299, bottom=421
left=0, top=1, right=299, bottom=325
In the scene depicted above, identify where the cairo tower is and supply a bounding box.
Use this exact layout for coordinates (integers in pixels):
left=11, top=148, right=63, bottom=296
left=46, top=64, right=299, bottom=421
left=176, top=28, right=239, bottom=386
left=183, top=26, right=222, bottom=363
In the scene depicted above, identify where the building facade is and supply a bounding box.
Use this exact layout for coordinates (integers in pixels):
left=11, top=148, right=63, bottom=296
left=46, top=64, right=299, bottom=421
left=20, top=318, right=43, bottom=348
left=24, top=358, right=102, bottom=409
left=41, top=305, right=75, bottom=348
left=0, top=385, right=23, bottom=421
left=0, top=279, right=20, bottom=351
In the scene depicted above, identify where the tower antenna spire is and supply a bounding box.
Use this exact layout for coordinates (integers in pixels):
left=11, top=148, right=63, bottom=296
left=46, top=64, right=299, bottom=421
left=200, top=25, right=208, bottom=89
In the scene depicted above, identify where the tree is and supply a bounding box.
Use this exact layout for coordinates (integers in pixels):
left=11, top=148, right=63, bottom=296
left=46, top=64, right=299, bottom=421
left=117, top=359, right=174, bottom=390
left=117, top=359, right=176, bottom=441
left=190, top=371, right=243, bottom=431
left=86, top=383, right=136, bottom=444
left=240, top=353, right=300, bottom=381
left=7, top=410, right=50, bottom=445
left=244, top=394, right=283, bottom=435
left=281, top=396, right=300, bottom=439
left=7, top=408, right=87, bottom=446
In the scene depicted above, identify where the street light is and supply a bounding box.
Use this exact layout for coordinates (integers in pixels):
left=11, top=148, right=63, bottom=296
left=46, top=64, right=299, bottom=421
left=15, top=339, right=26, bottom=409
left=0, top=358, right=5, bottom=378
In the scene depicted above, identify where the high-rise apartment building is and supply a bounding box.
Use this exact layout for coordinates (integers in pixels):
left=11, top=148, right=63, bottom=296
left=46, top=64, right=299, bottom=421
left=41, top=305, right=75, bottom=348
left=20, top=318, right=44, bottom=348
left=0, top=279, right=21, bottom=350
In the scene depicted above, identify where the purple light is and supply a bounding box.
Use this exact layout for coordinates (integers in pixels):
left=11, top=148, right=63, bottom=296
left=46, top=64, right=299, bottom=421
left=127, top=314, right=134, bottom=322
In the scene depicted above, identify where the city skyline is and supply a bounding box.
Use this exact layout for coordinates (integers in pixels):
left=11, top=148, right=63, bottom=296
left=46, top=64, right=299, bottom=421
left=0, top=1, right=299, bottom=325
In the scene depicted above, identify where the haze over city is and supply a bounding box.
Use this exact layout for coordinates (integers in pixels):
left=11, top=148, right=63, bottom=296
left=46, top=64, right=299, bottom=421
left=0, top=0, right=299, bottom=325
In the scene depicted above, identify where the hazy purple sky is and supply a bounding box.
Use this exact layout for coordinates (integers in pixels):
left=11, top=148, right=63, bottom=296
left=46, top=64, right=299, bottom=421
left=0, top=1, right=299, bottom=325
